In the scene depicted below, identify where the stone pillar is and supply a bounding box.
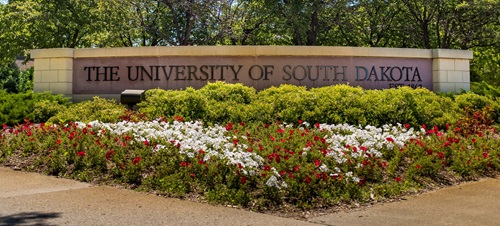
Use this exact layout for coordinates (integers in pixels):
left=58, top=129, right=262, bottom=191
left=31, top=48, right=74, bottom=95
left=432, top=49, right=473, bottom=93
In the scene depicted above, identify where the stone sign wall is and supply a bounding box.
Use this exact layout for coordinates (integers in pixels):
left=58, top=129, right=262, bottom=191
left=31, top=46, right=472, bottom=101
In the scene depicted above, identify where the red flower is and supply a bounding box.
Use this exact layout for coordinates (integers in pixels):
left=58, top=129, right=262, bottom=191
left=298, top=119, right=303, bottom=124
left=132, top=156, right=141, bottom=165
left=288, top=173, right=295, bottom=179
left=279, top=170, right=286, bottom=176
left=426, top=149, right=433, bottom=155
left=437, top=152, right=445, bottom=159
left=416, top=164, right=422, bottom=170
left=386, top=137, right=394, bottom=143
left=315, top=122, right=320, bottom=129
left=294, top=165, right=300, bottom=172
left=240, top=176, right=247, bottom=184
left=277, top=128, right=284, bottom=134
left=360, top=146, right=368, bottom=151
left=173, top=115, right=184, bottom=122
left=105, top=150, right=115, bottom=160
left=483, top=152, right=488, bottom=159
left=395, top=177, right=402, bottom=182
left=404, top=124, right=411, bottom=129
left=314, top=159, right=321, bottom=167
left=144, top=140, right=149, bottom=146
left=56, top=139, right=61, bottom=145
left=270, top=135, right=275, bottom=142
left=77, top=151, right=86, bottom=157
left=305, top=175, right=312, bottom=184
left=264, top=165, right=271, bottom=171
left=190, top=173, right=195, bottom=178
left=225, top=122, right=233, bottom=131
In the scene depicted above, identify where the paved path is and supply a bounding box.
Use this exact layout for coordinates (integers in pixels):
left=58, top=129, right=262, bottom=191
left=1, top=167, right=500, bottom=226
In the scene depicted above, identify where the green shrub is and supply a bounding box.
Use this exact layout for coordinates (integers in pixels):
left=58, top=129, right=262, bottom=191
left=309, top=85, right=366, bottom=125
left=0, top=91, right=70, bottom=125
left=471, top=81, right=500, bottom=97
left=47, top=97, right=126, bottom=124
left=198, top=81, right=256, bottom=104
left=256, top=84, right=319, bottom=123
left=138, top=88, right=208, bottom=121
left=136, top=83, right=465, bottom=127
left=0, top=64, right=33, bottom=93
left=455, top=92, right=500, bottom=123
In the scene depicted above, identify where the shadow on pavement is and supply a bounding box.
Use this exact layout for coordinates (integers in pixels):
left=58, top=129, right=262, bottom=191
left=0, top=212, right=61, bottom=226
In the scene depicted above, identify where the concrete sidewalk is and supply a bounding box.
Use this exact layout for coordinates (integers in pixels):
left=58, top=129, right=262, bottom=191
left=1, top=167, right=500, bottom=226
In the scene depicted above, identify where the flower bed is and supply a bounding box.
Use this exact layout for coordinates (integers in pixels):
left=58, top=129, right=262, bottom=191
left=1, top=117, right=499, bottom=211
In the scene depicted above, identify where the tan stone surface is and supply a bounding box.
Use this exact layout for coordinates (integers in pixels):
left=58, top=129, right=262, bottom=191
left=71, top=46, right=433, bottom=58
left=432, top=49, right=473, bottom=59
left=447, top=71, right=464, bottom=83
left=433, top=59, right=455, bottom=71
left=50, top=82, right=72, bottom=94
left=31, top=48, right=74, bottom=59
left=33, top=83, right=50, bottom=92
left=433, top=83, right=456, bottom=93
left=49, top=58, right=73, bottom=70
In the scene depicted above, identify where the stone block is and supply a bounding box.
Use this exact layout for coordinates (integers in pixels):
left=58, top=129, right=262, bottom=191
left=463, top=72, right=470, bottom=83
left=432, top=59, right=455, bottom=71
left=50, top=58, right=73, bottom=70
left=58, top=70, right=73, bottom=82
left=34, top=71, right=42, bottom=83
left=447, top=71, right=464, bottom=82
left=432, top=71, right=448, bottom=82
left=34, top=59, right=51, bottom=71
left=454, top=60, right=470, bottom=71
left=433, top=82, right=456, bottom=93
left=34, top=83, right=50, bottom=92
left=41, top=70, right=59, bottom=83
left=31, top=48, right=74, bottom=58
left=432, top=49, right=473, bottom=59
left=50, top=83, right=72, bottom=95
left=456, top=82, right=470, bottom=92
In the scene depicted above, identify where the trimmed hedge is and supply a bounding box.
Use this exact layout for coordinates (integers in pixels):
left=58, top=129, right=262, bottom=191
left=135, top=82, right=491, bottom=128
left=0, top=90, right=70, bottom=125
left=3, top=82, right=498, bottom=127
